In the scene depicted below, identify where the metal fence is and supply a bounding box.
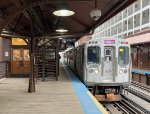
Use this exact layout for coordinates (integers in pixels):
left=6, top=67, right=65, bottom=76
left=0, top=61, right=8, bottom=78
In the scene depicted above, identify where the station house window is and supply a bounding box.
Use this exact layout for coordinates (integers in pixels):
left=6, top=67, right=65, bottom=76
left=123, top=8, right=128, bottom=18
left=142, top=0, right=149, bottom=8
left=128, top=4, right=133, bottom=16
left=134, top=0, right=141, bottom=12
left=134, top=13, right=140, bottom=27
left=142, top=9, right=149, bottom=25
left=118, top=23, right=122, bottom=33
left=108, top=20, right=111, bottom=27
left=118, top=13, right=122, bottom=21
left=128, top=17, right=133, bottom=30
left=111, top=17, right=114, bottom=26
left=123, top=20, right=127, bottom=31
left=111, top=27, right=114, bottom=36
left=108, top=29, right=110, bottom=37
left=115, top=15, right=118, bottom=23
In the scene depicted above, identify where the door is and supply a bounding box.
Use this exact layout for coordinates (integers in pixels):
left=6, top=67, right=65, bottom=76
left=103, top=47, right=115, bottom=81
left=11, top=49, right=30, bottom=77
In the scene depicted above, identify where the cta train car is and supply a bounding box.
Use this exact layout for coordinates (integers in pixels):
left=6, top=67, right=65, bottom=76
left=64, top=37, right=131, bottom=101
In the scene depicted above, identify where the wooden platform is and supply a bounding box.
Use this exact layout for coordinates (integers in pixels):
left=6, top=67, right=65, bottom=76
left=0, top=65, right=84, bottom=114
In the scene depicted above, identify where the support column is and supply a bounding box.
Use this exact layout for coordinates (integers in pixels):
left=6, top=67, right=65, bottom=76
left=28, top=14, right=35, bottom=93
left=28, top=37, right=35, bottom=93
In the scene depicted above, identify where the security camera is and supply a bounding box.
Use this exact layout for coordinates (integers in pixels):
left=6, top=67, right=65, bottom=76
left=90, top=9, right=101, bottom=20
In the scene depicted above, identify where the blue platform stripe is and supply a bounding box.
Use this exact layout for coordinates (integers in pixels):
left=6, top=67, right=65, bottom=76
left=132, top=69, right=150, bottom=75
left=63, top=65, right=103, bottom=114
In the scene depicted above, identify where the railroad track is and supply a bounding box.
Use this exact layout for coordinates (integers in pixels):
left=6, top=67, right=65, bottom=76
left=131, top=81, right=150, bottom=92
left=120, top=94, right=150, bottom=114
left=128, top=81, right=150, bottom=102
left=102, top=94, right=150, bottom=114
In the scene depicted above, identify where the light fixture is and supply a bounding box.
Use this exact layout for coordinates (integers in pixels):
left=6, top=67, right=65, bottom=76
left=59, top=37, right=62, bottom=39
left=56, top=28, right=68, bottom=32
left=56, top=29, right=68, bottom=32
left=53, top=3, right=75, bottom=17
left=55, top=18, right=68, bottom=33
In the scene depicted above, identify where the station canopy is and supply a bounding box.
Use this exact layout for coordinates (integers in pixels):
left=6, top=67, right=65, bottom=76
left=0, top=0, right=136, bottom=39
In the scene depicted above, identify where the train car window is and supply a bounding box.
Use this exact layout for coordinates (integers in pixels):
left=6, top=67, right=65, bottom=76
left=118, top=47, right=129, bottom=66
left=105, top=49, right=111, bottom=56
left=104, top=48, right=114, bottom=62
left=87, top=46, right=100, bottom=64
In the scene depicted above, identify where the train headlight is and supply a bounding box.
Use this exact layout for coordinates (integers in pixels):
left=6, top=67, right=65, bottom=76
left=95, top=69, right=99, bottom=74
left=119, top=69, right=123, bottom=74
left=89, top=69, right=94, bottom=73
left=124, top=69, right=127, bottom=73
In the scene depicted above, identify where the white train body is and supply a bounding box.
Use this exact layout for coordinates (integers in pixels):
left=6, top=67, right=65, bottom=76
left=85, top=38, right=131, bottom=85
left=65, top=37, right=131, bottom=101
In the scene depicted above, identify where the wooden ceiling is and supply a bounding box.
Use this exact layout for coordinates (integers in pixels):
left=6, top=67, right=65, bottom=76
left=0, top=0, right=136, bottom=39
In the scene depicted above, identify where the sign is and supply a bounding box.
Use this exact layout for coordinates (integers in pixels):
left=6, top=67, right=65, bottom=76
left=5, top=52, right=8, bottom=57
left=104, top=40, right=115, bottom=44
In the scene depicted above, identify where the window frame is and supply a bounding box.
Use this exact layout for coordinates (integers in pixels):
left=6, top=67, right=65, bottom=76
left=118, top=46, right=129, bottom=66
left=87, top=46, right=101, bottom=65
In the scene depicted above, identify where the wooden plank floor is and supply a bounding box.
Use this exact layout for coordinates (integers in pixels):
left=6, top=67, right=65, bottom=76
left=0, top=66, right=84, bottom=114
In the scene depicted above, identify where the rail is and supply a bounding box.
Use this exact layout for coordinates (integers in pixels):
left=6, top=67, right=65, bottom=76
left=128, top=81, right=150, bottom=102
left=121, top=94, right=150, bottom=114
left=102, top=94, right=150, bottom=114
left=131, top=81, right=150, bottom=92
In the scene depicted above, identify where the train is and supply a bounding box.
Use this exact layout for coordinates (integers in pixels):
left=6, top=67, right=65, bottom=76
left=64, top=37, right=132, bottom=101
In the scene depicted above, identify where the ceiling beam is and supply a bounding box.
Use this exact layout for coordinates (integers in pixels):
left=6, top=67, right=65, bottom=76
left=9, top=0, right=30, bottom=20
left=0, top=0, right=93, bottom=33
left=35, top=33, right=91, bottom=39
left=9, top=0, right=44, bottom=34
left=0, top=33, right=30, bottom=39
left=0, top=0, right=134, bottom=35
left=13, top=13, right=23, bottom=31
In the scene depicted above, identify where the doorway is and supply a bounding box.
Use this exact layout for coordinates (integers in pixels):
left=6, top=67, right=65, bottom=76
left=103, top=46, right=115, bottom=81
left=11, top=49, right=30, bottom=77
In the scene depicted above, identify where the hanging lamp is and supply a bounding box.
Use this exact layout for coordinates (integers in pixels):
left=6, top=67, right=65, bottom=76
left=53, top=3, right=75, bottom=17
left=55, top=18, right=68, bottom=32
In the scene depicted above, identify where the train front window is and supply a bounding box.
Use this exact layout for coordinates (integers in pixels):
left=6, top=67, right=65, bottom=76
left=87, top=46, right=100, bottom=64
left=118, top=47, right=129, bottom=66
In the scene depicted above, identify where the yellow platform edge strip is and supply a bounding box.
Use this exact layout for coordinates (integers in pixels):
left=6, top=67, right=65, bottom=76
left=87, top=91, right=109, bottom=114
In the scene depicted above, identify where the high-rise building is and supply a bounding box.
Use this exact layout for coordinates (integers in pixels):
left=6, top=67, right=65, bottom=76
left=93, top=0, right=150, bottom=39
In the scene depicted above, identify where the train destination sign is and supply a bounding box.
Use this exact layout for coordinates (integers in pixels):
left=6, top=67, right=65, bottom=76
left=104, top=40, right=115, bottom=44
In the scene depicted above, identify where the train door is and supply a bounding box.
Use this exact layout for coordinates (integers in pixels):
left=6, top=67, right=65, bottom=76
left=103, top=47, right=115, bottom=81
left=11, top=49, right=30, bottom=77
